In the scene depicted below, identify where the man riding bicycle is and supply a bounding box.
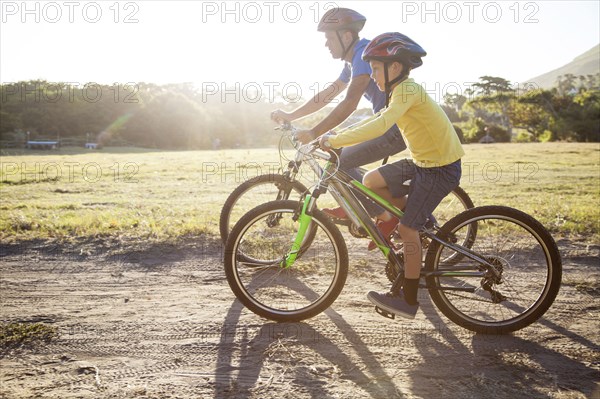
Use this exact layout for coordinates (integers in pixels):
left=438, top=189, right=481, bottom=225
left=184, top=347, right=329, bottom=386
left=271, top=8, right=407, bottom=241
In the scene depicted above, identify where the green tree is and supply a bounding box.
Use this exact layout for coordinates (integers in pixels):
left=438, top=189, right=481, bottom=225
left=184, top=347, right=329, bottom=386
left=442, top=93, right=468, bottom=123
left=471, top=76, right=513, bottom=96
left=556, top=74, right=577, bottom=95
left=467, top=77, right=517, bottom=140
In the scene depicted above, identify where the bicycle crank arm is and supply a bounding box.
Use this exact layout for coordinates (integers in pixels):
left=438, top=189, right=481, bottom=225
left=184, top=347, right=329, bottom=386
left=421, top=271, right=485, bottom=278
left=331, top=218, right=352, bottom=227
left=419, top=284, right=476, bottom=292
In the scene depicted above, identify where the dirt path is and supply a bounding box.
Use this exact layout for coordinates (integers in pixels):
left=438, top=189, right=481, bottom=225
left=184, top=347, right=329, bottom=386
left=1, top=237, right=599, bottom=399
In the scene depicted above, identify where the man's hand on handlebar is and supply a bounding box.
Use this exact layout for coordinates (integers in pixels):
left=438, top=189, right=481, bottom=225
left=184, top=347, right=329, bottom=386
left=270, top=110, right=292, bottom=125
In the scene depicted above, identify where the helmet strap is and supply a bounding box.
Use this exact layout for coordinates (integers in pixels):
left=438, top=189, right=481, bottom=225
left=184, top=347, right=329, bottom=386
left=336, top=30, right=358, bottom=60
left=383, top=62, right=409, bottom=106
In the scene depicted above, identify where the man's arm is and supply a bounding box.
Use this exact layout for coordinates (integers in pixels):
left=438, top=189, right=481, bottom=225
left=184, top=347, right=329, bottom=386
left=288, top=74, right=371, bottom=143
left=291, top=79, right=348, bottom=119
left=271, top=79, right=347, bottom=123
left=311, top=74, right=370, bottom=137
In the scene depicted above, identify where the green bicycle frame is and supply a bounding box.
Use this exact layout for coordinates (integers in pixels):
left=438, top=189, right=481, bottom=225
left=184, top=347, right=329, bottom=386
left=282, top=162, right=405, bottom=268
left=329, top=169, right=497, bottom=278
left=281, top=156, right=492, bottom=292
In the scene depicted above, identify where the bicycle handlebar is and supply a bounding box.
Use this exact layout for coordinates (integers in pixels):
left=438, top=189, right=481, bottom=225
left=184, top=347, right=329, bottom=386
left=274, top=121, right=294, bottom=132
left=273, top=122, right=340, bottom=163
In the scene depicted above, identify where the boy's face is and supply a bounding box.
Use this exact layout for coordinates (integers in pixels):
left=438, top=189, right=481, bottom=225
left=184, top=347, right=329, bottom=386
left=370, top=60, right=404, bottom=91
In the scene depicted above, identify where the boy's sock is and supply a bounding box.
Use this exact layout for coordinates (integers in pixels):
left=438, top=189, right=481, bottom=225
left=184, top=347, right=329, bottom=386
left=403, top=278, right=420, bottom=305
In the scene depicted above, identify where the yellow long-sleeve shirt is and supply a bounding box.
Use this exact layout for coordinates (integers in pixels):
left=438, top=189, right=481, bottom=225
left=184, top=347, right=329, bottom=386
left=328, top=78, right=464, bottom=168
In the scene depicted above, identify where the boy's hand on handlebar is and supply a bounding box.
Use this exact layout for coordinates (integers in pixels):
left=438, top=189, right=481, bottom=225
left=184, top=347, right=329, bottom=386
left=318, top=131, right=337, bottom=150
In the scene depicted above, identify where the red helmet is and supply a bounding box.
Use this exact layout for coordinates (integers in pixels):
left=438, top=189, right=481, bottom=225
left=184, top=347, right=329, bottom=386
left=317, top=8, right=366, bottom=32
left=363, top=32, right=427, bottom=69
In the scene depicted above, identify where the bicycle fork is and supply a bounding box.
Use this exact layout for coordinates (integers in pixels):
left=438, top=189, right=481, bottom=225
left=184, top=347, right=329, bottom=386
left=281, top=193, right=318, bottom=268
left=275, top=162, right=301, bottom=200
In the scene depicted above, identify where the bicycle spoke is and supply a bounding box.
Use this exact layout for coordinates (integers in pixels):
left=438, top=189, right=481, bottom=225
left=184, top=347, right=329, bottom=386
left=426, top=206, right=561, bottom=334
left=224, top=201, right=348, bottom=321
left=219, top=174, right=308, bottom=243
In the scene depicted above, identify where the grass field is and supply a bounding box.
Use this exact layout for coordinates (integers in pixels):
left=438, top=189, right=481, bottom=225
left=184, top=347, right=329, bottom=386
left=1, top=142, right=598, bottom=244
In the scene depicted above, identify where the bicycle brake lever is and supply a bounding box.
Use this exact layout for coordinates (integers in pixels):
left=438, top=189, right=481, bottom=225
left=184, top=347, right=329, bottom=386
left=274, top=121, right=293, bottom=131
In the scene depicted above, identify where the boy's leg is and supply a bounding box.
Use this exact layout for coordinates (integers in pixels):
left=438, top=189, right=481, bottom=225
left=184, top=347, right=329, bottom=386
left=368, top=220, right=421, bottom=317
left=332, top=128, right=407, bottom=218
left=362, top=169, right=407, bottom=218
left=396, top=223, right=421, bottom=306
left=363, top=167, right=406, bottom=251
left=368, top=160, right=462, bottom=318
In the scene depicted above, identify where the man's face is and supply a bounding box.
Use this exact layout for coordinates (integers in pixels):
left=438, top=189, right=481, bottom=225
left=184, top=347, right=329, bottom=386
left=324, top=30, right=346, bottom=60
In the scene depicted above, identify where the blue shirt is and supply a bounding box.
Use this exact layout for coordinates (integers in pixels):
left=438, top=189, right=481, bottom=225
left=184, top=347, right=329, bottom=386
left=338, top=38, right=388, bottom=114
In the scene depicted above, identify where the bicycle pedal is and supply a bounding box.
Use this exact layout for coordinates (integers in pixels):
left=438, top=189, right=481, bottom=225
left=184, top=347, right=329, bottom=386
left=333, top=219, right=351, bottom=227
left=375, top=306, right=395, bottom=320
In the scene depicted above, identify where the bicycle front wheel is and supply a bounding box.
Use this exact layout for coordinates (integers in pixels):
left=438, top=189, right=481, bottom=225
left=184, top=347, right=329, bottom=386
left=424, top=206, right=562, bottom=334
left=219, top=174, right=308, bottom=243
left=224, top=200, right=348, bottom=322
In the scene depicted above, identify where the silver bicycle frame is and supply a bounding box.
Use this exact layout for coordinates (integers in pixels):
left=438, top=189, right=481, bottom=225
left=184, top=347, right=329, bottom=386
left=292, top=142, right=368, bottom=232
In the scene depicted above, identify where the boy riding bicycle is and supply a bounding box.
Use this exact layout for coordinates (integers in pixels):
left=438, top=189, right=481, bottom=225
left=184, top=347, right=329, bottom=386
left=319, top=32, right=465, bottom=319
left=271, top=8, right=407, bottom=226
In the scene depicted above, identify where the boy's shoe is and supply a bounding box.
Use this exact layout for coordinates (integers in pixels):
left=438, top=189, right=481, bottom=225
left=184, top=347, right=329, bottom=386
left=367, top=291, right=419, bottom=319
left=368, top=216, right=400, bottom=251
left=322, top=207, right=348, bottom=220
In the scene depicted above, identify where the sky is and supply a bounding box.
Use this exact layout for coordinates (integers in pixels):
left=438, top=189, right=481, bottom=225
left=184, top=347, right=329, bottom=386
left=1, top=0, right=599, bottom=104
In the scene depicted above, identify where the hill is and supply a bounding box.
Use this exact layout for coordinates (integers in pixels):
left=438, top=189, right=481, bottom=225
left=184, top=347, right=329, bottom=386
left=528, top=44, right=599, bottom=88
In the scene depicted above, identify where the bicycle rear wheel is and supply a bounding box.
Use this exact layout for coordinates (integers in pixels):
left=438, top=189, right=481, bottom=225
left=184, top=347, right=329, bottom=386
left=219, top=174, right=308, bottom=243
left=224, top=200, right=348, bottom=322
left=424, top=206, right=562, bottom=334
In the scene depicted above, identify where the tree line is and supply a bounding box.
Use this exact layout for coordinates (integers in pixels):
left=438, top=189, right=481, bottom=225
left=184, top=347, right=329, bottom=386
left=0, top=81, right=284, bottom=149
left=1, top=74, right=598, bottom=150
left=442, top=74, right=600, bottom=143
